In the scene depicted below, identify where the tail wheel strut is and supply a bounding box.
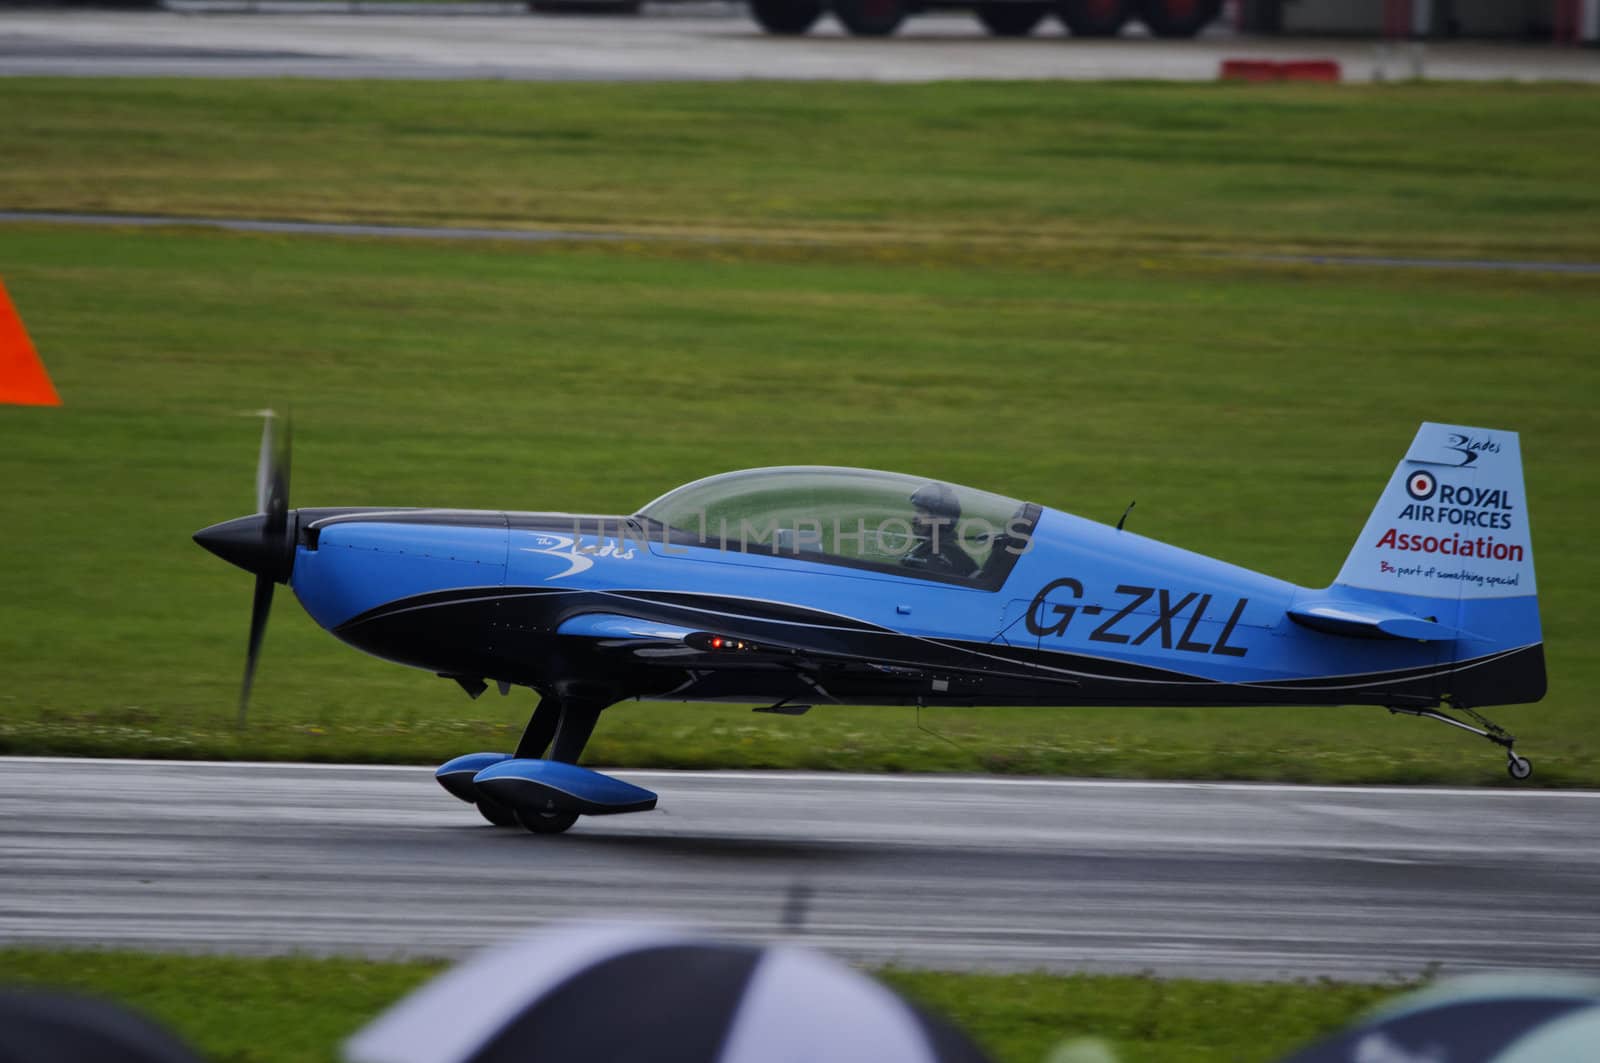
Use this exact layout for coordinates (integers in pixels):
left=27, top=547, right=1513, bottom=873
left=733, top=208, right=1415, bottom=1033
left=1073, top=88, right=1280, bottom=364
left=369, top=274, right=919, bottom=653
left=1389, top=705, right=1532, bottom=780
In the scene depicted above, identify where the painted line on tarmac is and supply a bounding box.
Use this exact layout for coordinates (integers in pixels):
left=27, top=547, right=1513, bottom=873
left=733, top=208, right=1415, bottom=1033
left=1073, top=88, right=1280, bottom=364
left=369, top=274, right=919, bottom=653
left=3, top=756, right=1595, bottom=798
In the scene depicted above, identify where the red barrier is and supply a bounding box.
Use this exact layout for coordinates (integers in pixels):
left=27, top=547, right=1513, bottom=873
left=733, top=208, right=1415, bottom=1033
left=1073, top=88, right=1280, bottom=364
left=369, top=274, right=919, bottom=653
left=1219, top=59, right=1280, bottom=82
left=1220, top=59, right=1342, bottom=83
left=1279, top=60, right=1342, bottom=82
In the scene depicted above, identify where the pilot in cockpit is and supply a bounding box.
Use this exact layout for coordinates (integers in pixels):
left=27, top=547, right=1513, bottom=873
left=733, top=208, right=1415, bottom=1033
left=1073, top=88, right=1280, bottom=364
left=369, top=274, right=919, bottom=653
left=903, top=482, right=978, bottom=578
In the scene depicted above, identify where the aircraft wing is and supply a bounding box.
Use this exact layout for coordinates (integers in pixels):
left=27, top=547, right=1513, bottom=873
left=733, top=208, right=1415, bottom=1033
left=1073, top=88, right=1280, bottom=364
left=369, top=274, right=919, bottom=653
left=557, top=613, right=701, bottom=643
left=554, top=610, right=1062, bottom=688
left=557, top=610, right=907, bottom=669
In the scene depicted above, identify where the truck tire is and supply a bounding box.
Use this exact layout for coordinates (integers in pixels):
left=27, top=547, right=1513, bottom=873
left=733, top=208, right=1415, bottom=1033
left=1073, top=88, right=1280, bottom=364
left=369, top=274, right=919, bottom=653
left=749, top=0, right=825, bottom=33
left=1055, top=0, right=1132, bottom=36
left=976, top=2, right=1050, bottom=35
left=530, top=0, right=642, bottom=11
left=833, top=0, right=908, bottom=36
left=1139, top=0, right=1220, bottom=37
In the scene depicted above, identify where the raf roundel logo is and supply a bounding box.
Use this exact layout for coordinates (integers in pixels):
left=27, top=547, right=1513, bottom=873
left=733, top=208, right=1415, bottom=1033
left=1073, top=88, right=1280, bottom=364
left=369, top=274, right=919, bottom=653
left=1406, top=470, right=1437, bottom=501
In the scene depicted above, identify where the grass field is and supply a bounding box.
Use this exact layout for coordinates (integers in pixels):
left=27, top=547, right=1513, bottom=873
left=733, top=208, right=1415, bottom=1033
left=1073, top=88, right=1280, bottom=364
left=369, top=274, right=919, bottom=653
left=1, top=79, right=1597, bottom=785
left=6, top=79, right=1600, bottom=259
left=2, top=948, right=1402, bottom=1063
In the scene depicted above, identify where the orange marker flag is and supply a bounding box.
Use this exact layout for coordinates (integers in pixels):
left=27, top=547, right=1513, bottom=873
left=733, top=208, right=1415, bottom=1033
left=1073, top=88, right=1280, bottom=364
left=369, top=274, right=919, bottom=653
left=0, top=278, right=61, bottom=407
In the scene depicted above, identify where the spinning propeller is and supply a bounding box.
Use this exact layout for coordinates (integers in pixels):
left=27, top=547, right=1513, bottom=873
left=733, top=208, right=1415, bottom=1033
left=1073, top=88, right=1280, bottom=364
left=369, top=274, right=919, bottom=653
left=192, top=412, right=295, bottom=726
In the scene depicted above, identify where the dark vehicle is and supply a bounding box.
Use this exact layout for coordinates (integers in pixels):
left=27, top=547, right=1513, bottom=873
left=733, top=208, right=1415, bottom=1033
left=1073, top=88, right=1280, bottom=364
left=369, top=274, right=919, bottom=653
left=749, top=0, right=1221, bottom=39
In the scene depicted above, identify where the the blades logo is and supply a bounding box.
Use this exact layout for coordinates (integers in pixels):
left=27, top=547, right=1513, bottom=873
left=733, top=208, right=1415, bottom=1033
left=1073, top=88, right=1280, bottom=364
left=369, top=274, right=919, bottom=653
left=521, top=532, right=636, bottom=580
left=1444, top=432, right=1499, bottom=467
left=1405, top=470, right=1437, bottom=501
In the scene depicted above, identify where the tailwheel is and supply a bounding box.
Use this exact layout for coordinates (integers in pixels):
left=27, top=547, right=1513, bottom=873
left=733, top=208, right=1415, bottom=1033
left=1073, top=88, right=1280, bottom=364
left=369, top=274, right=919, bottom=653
left=517, top=808, right=580, bottom=834
left=1389, top=704, right=1533, bottom=782
left=477, top=798, right=519, bottom=827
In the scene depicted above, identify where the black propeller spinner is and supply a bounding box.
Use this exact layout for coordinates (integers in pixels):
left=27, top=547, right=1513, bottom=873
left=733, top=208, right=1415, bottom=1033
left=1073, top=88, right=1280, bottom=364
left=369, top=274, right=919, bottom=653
left=193, top=413, right=294, bottom=726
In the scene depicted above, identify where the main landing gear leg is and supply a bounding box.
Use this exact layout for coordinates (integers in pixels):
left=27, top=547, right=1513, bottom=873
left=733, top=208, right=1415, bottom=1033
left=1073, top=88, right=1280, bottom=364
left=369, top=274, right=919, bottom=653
left=513, top=696, right=607, bottom=835
left=548, top=700, right=603, bottom=765
left=466, top=696, right=566, bottom=827
left=1389, top=705, right=1532, bottom=780
left=514, top=696, right=563, bottom=759
left=441, top=692, right=645, bottom=834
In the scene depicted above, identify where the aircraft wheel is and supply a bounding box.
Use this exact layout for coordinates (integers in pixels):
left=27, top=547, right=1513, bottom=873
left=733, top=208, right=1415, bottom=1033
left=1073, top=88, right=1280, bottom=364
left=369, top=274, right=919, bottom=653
left=976, top=2, right=1050, bottom=35
left=1138, top=0, right=1219, bottom=38
left=1507, top=755, right=1533, bottom=781
left=1055, top=0, right=1131, bottom=36
left=833, top=0, right=907, bottom=37
left=517, top=808, right=580, bottom=834
left=749, top=0, right=824, bottom=34
left=476, top=798, right=519, bottom=827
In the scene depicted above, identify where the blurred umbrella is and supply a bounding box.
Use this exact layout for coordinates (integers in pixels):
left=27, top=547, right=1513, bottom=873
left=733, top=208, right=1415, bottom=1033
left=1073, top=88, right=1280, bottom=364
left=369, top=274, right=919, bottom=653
left=1281, top=973, right=1600, bottom=1063
left=345, top=922, right=992, bottom=1063
left=0, top=990, right=204, bottom=1063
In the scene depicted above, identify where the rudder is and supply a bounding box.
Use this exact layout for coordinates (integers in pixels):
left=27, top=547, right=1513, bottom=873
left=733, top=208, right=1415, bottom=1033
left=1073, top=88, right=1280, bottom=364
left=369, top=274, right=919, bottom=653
left=1334, top=422, right=1544, bottom=706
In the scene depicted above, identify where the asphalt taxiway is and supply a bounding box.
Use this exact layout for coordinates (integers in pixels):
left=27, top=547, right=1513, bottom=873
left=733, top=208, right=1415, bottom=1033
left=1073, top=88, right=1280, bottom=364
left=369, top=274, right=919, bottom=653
left=2, top=757, right=1596, bottom=981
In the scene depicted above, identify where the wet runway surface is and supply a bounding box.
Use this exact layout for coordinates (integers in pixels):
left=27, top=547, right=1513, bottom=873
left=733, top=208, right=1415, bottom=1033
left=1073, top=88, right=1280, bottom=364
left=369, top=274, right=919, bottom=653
left=2, top=758, right=1597, bottom=981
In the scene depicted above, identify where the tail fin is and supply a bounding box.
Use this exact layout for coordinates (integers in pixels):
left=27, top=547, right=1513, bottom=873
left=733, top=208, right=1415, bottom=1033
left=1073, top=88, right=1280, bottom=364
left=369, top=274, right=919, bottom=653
left=1333, top=422, right=1544, bottom=705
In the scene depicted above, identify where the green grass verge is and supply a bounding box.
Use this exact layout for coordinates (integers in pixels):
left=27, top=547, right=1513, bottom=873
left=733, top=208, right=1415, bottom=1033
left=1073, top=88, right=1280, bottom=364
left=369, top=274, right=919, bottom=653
left=2, top=948, right=1401, bottom=1063
left=4, top=79, right=1600, bottom=259
left=0, top=222, right=1594, bottom=785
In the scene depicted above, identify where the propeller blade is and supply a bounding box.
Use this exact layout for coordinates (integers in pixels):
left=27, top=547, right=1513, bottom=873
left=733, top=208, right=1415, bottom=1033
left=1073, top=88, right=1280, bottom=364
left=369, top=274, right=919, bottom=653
left=265, top=413, right=292, bottom=537
left=239, top=574, right=274, bottom=728
left=228, top=410, right=293, bottom=727
left=255, top=410, right=276, bottom=515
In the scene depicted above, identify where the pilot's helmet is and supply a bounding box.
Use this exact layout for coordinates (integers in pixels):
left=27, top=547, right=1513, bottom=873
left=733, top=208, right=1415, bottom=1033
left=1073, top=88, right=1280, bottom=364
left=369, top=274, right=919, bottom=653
left=909, top=482, right=962, bottom=522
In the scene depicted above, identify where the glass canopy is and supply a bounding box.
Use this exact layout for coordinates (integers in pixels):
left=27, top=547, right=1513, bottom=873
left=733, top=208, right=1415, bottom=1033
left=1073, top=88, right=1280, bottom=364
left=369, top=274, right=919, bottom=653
left=636, top=466, right=1033, bottom=583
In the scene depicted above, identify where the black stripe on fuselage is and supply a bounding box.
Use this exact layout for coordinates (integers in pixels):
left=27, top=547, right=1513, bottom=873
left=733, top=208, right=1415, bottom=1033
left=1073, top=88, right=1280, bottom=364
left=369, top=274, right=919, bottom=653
left=321, top=585, right=1546, bottom=709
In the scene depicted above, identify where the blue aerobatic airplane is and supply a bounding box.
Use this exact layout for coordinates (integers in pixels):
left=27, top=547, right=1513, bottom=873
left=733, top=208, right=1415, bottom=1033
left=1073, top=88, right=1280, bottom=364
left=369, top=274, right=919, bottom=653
left=196, top=420, right=1544, bottom=833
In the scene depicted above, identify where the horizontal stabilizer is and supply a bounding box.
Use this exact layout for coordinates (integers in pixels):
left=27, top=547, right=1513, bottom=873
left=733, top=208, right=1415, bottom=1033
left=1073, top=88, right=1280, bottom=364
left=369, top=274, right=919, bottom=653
left=753, top=702, right=812, bottom=715
left=1287, top=602, right=1473, bottom=642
